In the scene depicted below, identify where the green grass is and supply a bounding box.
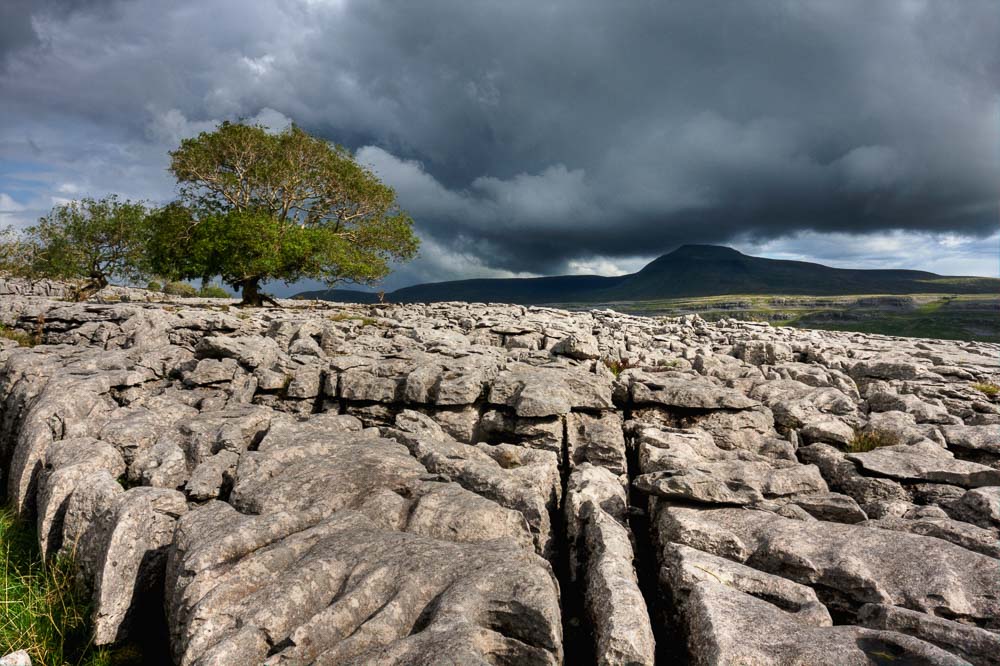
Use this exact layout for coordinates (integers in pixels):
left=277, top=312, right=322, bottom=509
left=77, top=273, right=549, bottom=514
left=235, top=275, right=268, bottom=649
left=972, top=382, right=1000, bottom=397
left=847, top=429, right=901, bottom=453
left=563, top=292, right=999, bottom=343
left=0, top=507, right=140, bottom=666
left=0, top=325, right=37, bottom=347
left=328, top=312, right=378, bottom=326
left=798, top=311, right=1000, bottom=344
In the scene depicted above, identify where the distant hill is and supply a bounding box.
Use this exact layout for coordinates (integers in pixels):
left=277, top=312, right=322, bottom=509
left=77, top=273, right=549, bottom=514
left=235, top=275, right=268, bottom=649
left=294, top=245, right=1000, bottom=304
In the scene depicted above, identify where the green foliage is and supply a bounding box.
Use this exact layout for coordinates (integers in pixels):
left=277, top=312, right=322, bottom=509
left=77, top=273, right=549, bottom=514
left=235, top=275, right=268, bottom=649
left=0, top=506, right=139, bottom=665
left=148, top=122, right=419, bottom=305
left=162, top=281, right=198, bottom=297
left=848, top=428, right=901, bottom=453
left=145, top=281, right=162, bottom=292
left=17, top=196, right=150, bottom=300
left=198, top=283, right=231, bottom=299
left=972, top=382, right=999, bottom=397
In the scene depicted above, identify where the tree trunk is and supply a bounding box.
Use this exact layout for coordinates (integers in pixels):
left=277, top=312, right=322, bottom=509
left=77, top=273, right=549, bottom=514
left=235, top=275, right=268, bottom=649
left=73, top=276, right=108, bottom=302
left=240, top=277, right=280, bottom=307
left=240, top=277, right=263, bottom=307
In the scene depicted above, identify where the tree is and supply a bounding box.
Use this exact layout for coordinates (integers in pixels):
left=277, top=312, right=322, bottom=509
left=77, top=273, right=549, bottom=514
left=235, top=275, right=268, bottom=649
left=17, top=196, right=150, bottom=301
left=148, top=121, right=419, bottom=306
left=0, top=226, right=28, bottom=276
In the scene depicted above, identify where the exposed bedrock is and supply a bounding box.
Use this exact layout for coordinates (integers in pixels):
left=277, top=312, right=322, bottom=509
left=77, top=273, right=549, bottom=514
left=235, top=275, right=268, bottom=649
left=0, top=288, right=997, bottom=664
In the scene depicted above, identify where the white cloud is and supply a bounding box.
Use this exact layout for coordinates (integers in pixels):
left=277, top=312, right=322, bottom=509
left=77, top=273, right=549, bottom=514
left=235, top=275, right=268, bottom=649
left=736, top=230, right=999, bottom=278
left=0, top=194, right=25, bottom=213
left=565, top=256, right=648, bottom=276
left=0, top=193, right=28, bottom=228
left=146, top=108, right=219, bottom=146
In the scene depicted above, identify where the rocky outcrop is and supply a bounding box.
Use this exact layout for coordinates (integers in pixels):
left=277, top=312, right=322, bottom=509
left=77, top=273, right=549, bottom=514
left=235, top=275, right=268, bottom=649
left=0, top=286, right=997, bottom=664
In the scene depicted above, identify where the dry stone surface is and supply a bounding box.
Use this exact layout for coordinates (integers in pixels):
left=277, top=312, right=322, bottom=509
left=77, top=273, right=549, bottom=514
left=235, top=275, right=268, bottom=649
left=0, top=284, right=998, bottom=664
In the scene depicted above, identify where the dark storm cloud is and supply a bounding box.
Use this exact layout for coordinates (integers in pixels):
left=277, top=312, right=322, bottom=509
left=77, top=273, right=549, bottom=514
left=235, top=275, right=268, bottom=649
left=0, top=0, right=122, bottom=61
left=1, top=0, right=998, bottom=282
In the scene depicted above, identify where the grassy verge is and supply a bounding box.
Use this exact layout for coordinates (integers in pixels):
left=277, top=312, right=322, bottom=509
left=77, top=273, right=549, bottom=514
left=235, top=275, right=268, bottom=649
left=0, top=507, right=140, bottom=666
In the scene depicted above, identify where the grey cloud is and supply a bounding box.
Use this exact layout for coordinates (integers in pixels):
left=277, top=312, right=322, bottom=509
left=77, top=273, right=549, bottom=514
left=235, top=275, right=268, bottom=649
left=0, top=0, right=123, bottom=62
left=1, top=0, right=998, bottom=281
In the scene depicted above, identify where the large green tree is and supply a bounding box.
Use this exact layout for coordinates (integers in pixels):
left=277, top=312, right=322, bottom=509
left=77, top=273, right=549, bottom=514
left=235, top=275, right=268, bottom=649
left=148, top=121, right=419, bottom=305
left=16, top=196, right=150, bottom=301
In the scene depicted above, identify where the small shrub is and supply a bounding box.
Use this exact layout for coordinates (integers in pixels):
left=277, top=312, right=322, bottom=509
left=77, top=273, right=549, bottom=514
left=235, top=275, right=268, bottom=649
left=146, top=280, right=162, bottom=292
left=848, top=428, right=901, bottom=453
left=162, top=281, right=198, bottom=297
left=602, top=357, right=636, bottom=377
left=199, top=284, right=231, bottom=299
left=972, top=382, right=999, bottom=398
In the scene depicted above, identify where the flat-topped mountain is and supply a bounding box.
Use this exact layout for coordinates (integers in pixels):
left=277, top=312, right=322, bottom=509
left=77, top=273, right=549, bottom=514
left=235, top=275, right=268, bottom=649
left=295, top=244, right=1000, bottom=304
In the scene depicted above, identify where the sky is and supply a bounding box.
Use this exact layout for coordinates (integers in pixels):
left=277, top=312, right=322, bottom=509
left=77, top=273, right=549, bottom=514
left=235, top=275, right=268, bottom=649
left=1, top=0, right=998, bottom=295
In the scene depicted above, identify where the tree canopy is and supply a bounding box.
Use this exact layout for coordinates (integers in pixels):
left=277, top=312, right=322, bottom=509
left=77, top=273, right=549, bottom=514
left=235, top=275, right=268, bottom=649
left=148, top=121, right=419, bottom=305
left=14, top=196, right=151, bottom=300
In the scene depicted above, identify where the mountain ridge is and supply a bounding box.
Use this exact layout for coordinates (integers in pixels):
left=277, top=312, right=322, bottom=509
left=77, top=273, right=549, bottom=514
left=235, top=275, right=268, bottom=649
left=295, top=244, right=999, bottom=304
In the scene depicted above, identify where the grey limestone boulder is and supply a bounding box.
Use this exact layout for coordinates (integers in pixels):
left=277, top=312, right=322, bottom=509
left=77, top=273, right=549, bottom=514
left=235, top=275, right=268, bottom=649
left=658, top=542, right=832, bottom=628
left=387, top=411, right=561, bottom=556
left=680, top=580, right=966, bottom=666
left=942, top=424, right=1000, bottom=456
left=847, top=439, right=1000, bottom=488
left=627, top=371, right=759, bottom=410
left=166, top=504, right=562, bottom=665
left=858, top=603, right=1000, bottom=666
left=552, top=332, right=601, bottom=360
left=863, top=516, right=1000, bottom=559
left=946, top=487, right=1000, bottom=530
left=489, top=362, right=613, bottom=417
left=634, top=460, right=827, bottom=506
left=657, top=506, right=1000, bottom=626
left=35, top=437, right=125, bottom=558
left=566, top=411, right=628, bottom=475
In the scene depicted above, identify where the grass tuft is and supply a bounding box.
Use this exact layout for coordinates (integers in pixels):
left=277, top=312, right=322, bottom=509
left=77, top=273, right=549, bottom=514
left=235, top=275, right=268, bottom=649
left=0, top=325, right=38, bottom=347
left=971, top=382, right=999, bottom=398
left=847, top=428, right=901, bottom=453
left=0, top=507, right=138, bottom=665
left=602, top=357, right=636, bottom=377
left=328, top=312, right=378, bottom=326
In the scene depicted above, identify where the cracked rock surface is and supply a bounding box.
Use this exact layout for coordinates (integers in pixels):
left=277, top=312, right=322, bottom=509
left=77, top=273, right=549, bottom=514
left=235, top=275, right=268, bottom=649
left=0, top=285, right=998, bottom=664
